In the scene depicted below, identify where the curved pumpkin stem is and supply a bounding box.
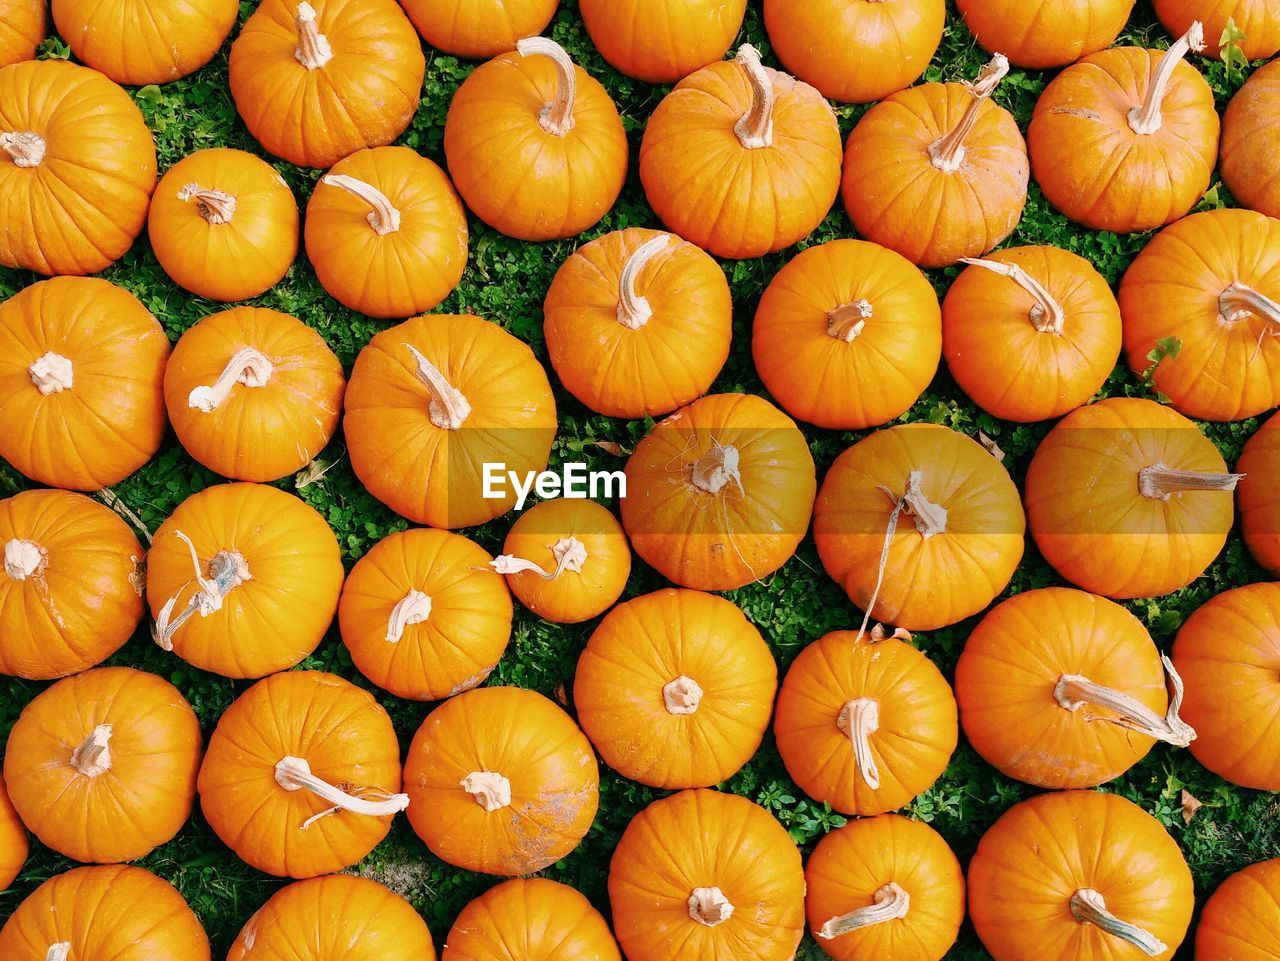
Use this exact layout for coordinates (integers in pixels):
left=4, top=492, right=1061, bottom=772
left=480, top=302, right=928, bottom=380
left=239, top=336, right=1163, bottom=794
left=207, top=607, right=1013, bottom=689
left=461, top=771, right=511, bottom=811
left=322, top=174, right=402, bottom=235
left=733, top=45, right=774, bottom=149
left=688, top=887, right=735, bottom=926
left=1, top=131, right=46, bottom=168
left=70, top=725, right=114, bottom=777
left=1055, top=655, right=1196, bottom=747
left=4, top=538, right=45, bottom=580
left=188, top=347, right=274, bottom=413
left=960, top=257, right=1066, bottom=334
left=837, top=697, right=881, bottom=790
left=293, top=2, right=332, bottom=69
left=517, top=37, right=577, bottom=136
left=386, top=589, right=431, bottom=642
left=153, top=531, right=251, bottom=652
left=617, top=235, right=672, bottom=330
left=29, top=352, right=73, bottom=395
left=1070, top=888, right=1167, bottom=957
left=1219, top=282, right=1280, bottom=328
left=275, top=756, right=410, bottom=828
left=929, top=54, right=1009, bottom=172
left=1138, top=463, right=1243, bottom=500
left=663, top=675, right=704, bottom=715
left=490, top=536, right=588, bottom=579
left=178, top=183, right=237, bottom=225
left=1129, top=22, right=1205, bottom=135
left=404, top=344, right=471, bottom=430
left=691, top=439, right=744, bottom=495
left=828, top=300, right=873, bottom=342
left=46, top=945, right=71, bottom=961
left=818, top=882, right=911, bottom=940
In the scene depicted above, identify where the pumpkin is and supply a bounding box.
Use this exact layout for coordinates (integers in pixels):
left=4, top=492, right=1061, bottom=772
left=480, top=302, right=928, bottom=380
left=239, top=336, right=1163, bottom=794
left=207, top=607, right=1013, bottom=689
left=164, top=307, right=345, bottom=482
left=968, top=791, right=1194, bottom=961
left=752, top=238, right=941, bottom=430
left=149, top=148, right=298, bottom=302
left=0, top=774, right=27, bottom=891
left=0, top=277, right=169, bottom=490
left=345, top=313, right=557, bottom=529
left=492, top=497, right=630, bottom=624
left=942, top=247, right=1122, bottom=422
left=444, top=878, right=622, bottom=961
left=574, top=588, right=776, bottom=789
left=620, top=392, right=816, bottom=591
left=0, top=490, right=143, bottom=680
left=397, top=0, right=556, bottom=59
left=198, top=671, right=408, bottom=878
left=339, top=527, right=513, bottom=700
left=1120, top=209, right=1280, bottom=422
left=4, top=667, right=202, bottom=864
left=0, top=60, right=156, bottom=275
left=841, top=54, right=1028, bottom=269
left=0, top=0, right=44, bottom=67
left=805, top=814, right=964, bottom=961
left=956, top=588, right=1194, bottom=790
left=1155, top=0, right=1280, bottom=58
left=1239, top=411, right=1280, bottom=576
left=1025, top=397, right=1239, bottom=599
left=1028, top=24, right=1219, bottom=234
left=1222, top=60, right=1280, bottom=220
left=543, top=227, right=732, bottom=419
left=580, top=0, right=745, bottom=85
left=229, top=0, right=424, bottom=169
left=305, top=146, right=468, bottom=318
left=403, top=686, right=598, bottom=876
left=147, top=482, right=345, bottom=677
left=639, top=44, right=842, bottom=259
left=955, top=0, right=1135, bottom=69
left=1197, top=857, right=1280, bottom=961
left=813, top=424, right=1025, bottom=631
left=609, top=789, right=806, bottom=961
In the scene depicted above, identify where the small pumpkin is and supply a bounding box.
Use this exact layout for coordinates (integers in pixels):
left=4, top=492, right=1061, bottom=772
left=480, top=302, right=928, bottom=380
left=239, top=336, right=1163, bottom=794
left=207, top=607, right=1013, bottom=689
left=305, top=146, right=468, bottom=318
left=0, top=277, right=169, bottom=490
left=164, top=307, right=345, bottom=482
left=841, top=54, right=1028, bottom=268
left=955, top=0, right=1135, bottom=69
left=640, top=44, right=842, bottom=260
left=620, top=392, right=816, bottom=591
left=0, top=774, right=27, bottom=891
left=609, top=789, right=806, bottom=961
left=0, top=0, right=45, bottom=67
left=5, top=667, right=202, bottom=864
left=574, top=588, right=776, bottom=789
left=1197, top=857, right=1280, bottom=961
left=543, top=227, right=732, bottom=419
left=1222, top=60, right=1280, bottom=220
left=397, top=0, right=556, bottom=59
left=1239, top=411, right=1280, bottom=576
left=404, top=686, right=599, bottom=876
left=444, top=878, right=622, bottom=961
left=942, top=246, right=1122, bottom=422
left=752, top=238, right=941, bottom=430
left=339, top=527, right=513, bottom=700
left=579, top=0, right=745, bottom=84
left=229, top=0, right=425, bottom=169
left=147, top=482, right=345, bottom=677
left=1155, top=0, right=1280, bottom=58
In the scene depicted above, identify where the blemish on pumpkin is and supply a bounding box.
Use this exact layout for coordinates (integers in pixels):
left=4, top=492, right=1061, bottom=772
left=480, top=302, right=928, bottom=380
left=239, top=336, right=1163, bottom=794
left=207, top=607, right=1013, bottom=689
left=1049, top=107, right=1103, bottom=121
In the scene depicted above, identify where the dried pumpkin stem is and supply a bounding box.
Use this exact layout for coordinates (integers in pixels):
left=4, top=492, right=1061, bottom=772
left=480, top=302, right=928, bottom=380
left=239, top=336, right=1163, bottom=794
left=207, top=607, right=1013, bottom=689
left=818, top=882, right=911, bottom=940
left=4, top=538, right=45, bottom=580
left=322, top=174, right=402, bottom=235
left=960, top=257, right=1066, bottom=334
left=46, top=945, right=71, bottom=961
left=929, top=54, right=1009, bottom=172
left=188, top=347, right=274, bottom=413
left=490, top=537, right=589, bottom=579
left=1138, top=463, right=1243, bottom=500
left=1219, top=281, right=1280, bottom=327
left=275, top=756, right=410, bottom=822
left=691, top=439, right=744, bottom=495
left=617, top=235, right=672, bottom=329
left=153, top=532, right=251, bottom=652
left=70, top=725, right=113, bottom=778
left=733, top=44, right=774, bottom=149
left=1129, top=22, right=1205, bottom=135
left=837, top=697, right=881, bottom=790
left=405, top=344, right=471, bottom=430
left=828, top=300, right=873, bottom=342
left=28, top=352, right=73, bottom=395
left=0, top=131, right=46, bottom=168
left=517, top=37, right=577, bottom=136
left=461, top=771, right=512, bottom=811
left=688, top=887, right=735, bottom=926
left=1055, top=655, right=1196, bottom=747
left=663, top=675, right=704, bottom=715
left=293, top=1, right=333, bottom=69
left=1070, top=888, right=1167, bottom=957
left=178, top=183, right=237, bottom=225
left=386, top=589, right=432, bottom=642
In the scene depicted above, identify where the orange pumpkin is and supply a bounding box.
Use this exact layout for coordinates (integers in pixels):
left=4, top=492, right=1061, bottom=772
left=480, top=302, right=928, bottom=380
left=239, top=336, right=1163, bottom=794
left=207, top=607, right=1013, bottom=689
left=1155, top=0, right=1280, bottom=58
left=574, top=588, right=776, bottom=789
left=805, top=814, right=965, bottom=961
left=640, top=44, right=842, bottom=259
left=813, top=424, right=1025, bottom=631
left=444, top=878, right=622, bottom=961
left=620, top=393, right=816, bottom=591
left=968, top=791, right=1194, bottom=961
left=543, top=227, right=732, bottom=419
left=841, top=55, right=1028, bottom=269
left=0, top=60, right=156, bottom=275
left=752, top=238, right=941, bottom=430
left=955, top=0, right=1135, bottom=69
left=609, top=789, right=806, bottom=961
left=404, top=686, right=599, bottom=876
left=1239, top=411, right=1280, bottom=576
left=942, top=246, right=1122, bottom=422
left=1028, top=25, right=1220, bottom=234
left=147, top=483, right=345, bottom=677
left=345, top=313, right=557, bottom=529
left=397, top=0, right=556, bottom=59
left=0, top=277, right=169, bottom=490
left=339, top=527, right=513, bottom=700
left=1025, top=397, right=1239, bottom=599
left=0, top=0, right=45, bottom=67
left=579, top=0, right=745, bottom=84
left=1197, top=857, right=1280, bottom=961
left=0, top=774, right=28, bottom=891
left=199, top=671, right=408, bottom=878
left=305, top=146, right=468, bottom=318
left=0, top=489, right=143, bottom=680
left=1222, top=60, right=1280, bottom=220
left=229, top=0, right=425, bottom=169
left=164, top=307, right=345, bottom=482
left=5, top=667, right=201, bottom=864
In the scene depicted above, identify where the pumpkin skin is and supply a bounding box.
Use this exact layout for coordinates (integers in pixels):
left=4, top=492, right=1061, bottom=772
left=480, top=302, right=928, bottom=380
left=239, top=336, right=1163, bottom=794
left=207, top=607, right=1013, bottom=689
left=968, top=791, right=1194, bottom=961
left=1222, top=60, right=1280, bottom=220
left=955, top=0, right=1135, bottom=69
left=164, top=307, right=345, bottom=482
left=543, top=227, right=733, bottom=419
left=0, top=0, right=44, bottom=67
left=345, top=313, right=557, bottom=529
left=404, top=686, right=599, bottom=876
left=0, top=60, right=156, bottom=275
left=147, top=483, right=345, bottom=678
left=574, top=588, right=776, bottom=789
left=640, top=45, right=842, bottom=260
left=1197, top=858, right=1280, bottom=961
left=229, top=0, right=424, bottom=169
left=5, top=667, right=202, bottom=864
left=339, top=527, right=513, bottom=700
left=609, top=789, right=806, bottom=961
left=0, top=774, right=28, bottom=891
left=397, top=0, right=556, bottom=59
left=1239, top=411, right=1280, bottom=576
left=752, top=238, right=941, bottom=430
left=305, top=146, right=468, bottom=319
left=0, top=277, right=169, bottom=490
left=620, top=393, right=817, bottom=591
left=1155, top=0, right=1280, bottom=58
left=444, top=878, right=622, bottom=961
left=580, top=0, right=745, bottom=84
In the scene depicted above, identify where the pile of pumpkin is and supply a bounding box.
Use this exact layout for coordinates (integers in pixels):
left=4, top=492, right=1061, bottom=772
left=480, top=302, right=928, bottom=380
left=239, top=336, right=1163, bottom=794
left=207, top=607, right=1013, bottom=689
left=2, top=0, right=1280, bottom=958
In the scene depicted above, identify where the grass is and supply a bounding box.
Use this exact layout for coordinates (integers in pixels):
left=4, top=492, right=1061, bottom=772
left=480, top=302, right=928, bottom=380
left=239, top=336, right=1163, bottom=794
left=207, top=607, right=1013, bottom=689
left=1, top=1, right=1277, bottom=958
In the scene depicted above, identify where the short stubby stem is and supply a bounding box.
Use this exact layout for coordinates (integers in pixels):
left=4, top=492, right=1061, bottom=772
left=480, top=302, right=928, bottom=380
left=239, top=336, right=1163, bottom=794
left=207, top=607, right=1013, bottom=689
left=1138, top=463, right=1243, bottom=500
left=293, top=1, right=332, bottom=69
left=828, top=300, right=873, bottom=342
left=188, top=347, right=274, bottom=413
left=490, top=537, right=589, bottom=579
left=4, top=538, right=46, bottom=580
left=322, top=174, right=402, bottom=235
left=1070, top=888, right=1167, bottom=957
left=70, top=725, right=113, bottom=778
left=837, top=697, right=881, bottom=790
left=688, top=886, right=735, bottom=926
left=1129, top=22, right=1205, bottom=135
left=929, top=54, right=1009, bottom=172
left=405, top=344, right=471, bottom=430
left=517, top=37, right=577, bottom=136
left=1054, top=655, right=1195, bottom=747
left=663, top=675, right=704, bottom=715
left=274, top=756, right=410, bottom=817
left=691, top=440, right=743, bottom=495
left=818, top=882, right=911, bottom=940
left=46, top=945, right=71, bottom=961
left=1219, top=281, right=1280, bottom=328
left=617, top=235, right=672, bottom=329
left=733, top=45, right=774, bottom=149
left=178, top=183, right=237, bottom=225
left=386, top=589, right=431, bottom=642
left=960, top=257, right=1066, bottom=334
left=461, top=771, right=512, bottom=812
left=1, top=131, right=46, bottom=168
left=29, top=352, right=73, bottom=395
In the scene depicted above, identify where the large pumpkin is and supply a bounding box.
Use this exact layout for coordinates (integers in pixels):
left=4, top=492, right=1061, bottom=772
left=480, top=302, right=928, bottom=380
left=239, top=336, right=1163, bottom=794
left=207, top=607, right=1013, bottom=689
left=4, top=667, right=202, bottom=864
left=397, top=0, right=555, bottom=59
left=1197, top=858, right=1280, bottom=961
left=404, top=686, right=598, bottom=876
left=1222, top=60, right=1280, bottom=220
left=620, top=392, right=816, bottom=591
left=639, top=44, right=842, bottom=260
left=1155, top=0, right=1280, bottom=58
left=1239, top=411, right=1280, bottom=576
left=574, top=588, right=776, bottom=789
left=344, top=313, right=557, bottom=529
left=0, top=277, right=169, bottom=490
left=955, top=0, right=1135, bottom=68
left=0, top=774, right=27, bottom=891
left=579, top=0, right=745, bottom=84
left=543, top=227, right=733, bottom=419
left=444, top=878, right=622, bottom=961
left=0, top=60, right=156, bottom=275
left=147, top=483, right=345, bottom=677
left=0, top=0, right=44, bottom=67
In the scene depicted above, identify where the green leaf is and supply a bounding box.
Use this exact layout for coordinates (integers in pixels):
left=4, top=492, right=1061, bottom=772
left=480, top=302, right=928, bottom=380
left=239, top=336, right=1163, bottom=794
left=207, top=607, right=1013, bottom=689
left=1220, top=18, right=1250, bottom=83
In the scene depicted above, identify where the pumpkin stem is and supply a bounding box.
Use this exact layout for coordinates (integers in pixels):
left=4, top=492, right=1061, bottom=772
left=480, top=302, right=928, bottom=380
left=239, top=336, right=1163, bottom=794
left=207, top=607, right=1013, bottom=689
left=1219, top=281, right=1280, bottom=328
left=274, top=756, right=410, bottom=825
left=0, top=131, right=46, bottom=168
left=1054, top=655, right=1196, bottom=747
left=322, top=174, right=402, bottom=235
left=928, top=54, right=1009, bottom=173
left=663, top=675, right=704, bottom=715
left=152, top=532, right=251, bottom=652
left=46, top=945, right=71, bottom=961
left=1138, top=463, right=1243, bottom=500
left=28, top=352, right=73, bottom=395
left=293, top=1, right=333, bottom=69
left=70, top=725, right=113, bottom=778
left=617, top=235, right=672, bottom=330
left=827, top=300, right=873, bottom=342
left=517, top=37, right=578, bottom=136
left=837, top=697, right=881, bottom=790
left=818, top=882, right=911, bottom=940
left=1070, top=888, right=1168, bottom=957
left=688, top=887, right=735, bottom=926
left=188, top=347, right=275, bottom=413
left=404, top=344, right=471, bottom=430
left=959, top=257, right=1066, bottom=334
left=1129, top=22, right=1206, bottom=135
left=386, top=589, right=432, bottom=642
left=4, top=538, right=46, bottom=580
left=490, top=537, right=589, bottom=579
left=691, top=439, right=744, bottom=495
left=461, top=771, right=512, bottom=811
left=178, top=183, right=237, bottom=225
left=733, top=44, right=775, bottom=149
